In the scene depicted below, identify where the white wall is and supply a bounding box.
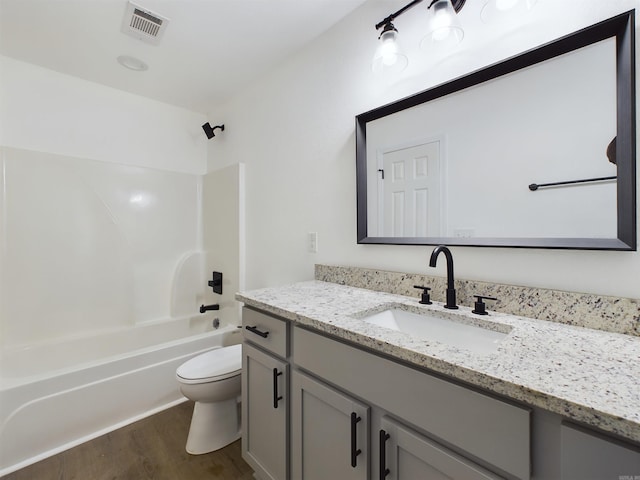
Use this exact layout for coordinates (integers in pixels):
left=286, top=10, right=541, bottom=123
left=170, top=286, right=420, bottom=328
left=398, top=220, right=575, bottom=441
left=207, top=0, right=640, bottom=299
left=0, top=55, right=207, bottom=174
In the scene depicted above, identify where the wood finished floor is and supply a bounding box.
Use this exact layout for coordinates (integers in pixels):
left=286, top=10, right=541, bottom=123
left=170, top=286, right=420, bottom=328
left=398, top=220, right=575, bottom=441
left=2, top=401, right=254, bottom=480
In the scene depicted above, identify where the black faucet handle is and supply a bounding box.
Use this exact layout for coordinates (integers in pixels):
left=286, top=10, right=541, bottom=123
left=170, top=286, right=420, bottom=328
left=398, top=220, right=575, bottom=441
left=413, top=285, right=432, bottom=305
left=472, top=295, right=497, bottom=315
left=208, top=271, right=223, bottom=294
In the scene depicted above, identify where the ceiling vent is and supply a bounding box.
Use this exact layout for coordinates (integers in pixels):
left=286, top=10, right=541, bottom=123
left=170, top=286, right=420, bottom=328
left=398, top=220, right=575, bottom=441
left=121, top=2, right=169, bottom=45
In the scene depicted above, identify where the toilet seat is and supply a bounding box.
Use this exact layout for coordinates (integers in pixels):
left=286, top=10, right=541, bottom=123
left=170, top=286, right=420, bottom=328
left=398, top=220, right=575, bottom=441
left=177, top=344, right=242, bottom=384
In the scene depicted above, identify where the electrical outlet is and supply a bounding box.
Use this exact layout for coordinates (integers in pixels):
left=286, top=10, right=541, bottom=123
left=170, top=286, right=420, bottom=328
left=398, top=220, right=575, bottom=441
left=308, top=232, right=318, bottom=253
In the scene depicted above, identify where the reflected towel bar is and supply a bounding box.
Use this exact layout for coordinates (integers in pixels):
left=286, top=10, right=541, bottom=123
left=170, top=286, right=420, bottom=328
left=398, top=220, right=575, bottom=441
left=528, top=176, right=617, bottom=191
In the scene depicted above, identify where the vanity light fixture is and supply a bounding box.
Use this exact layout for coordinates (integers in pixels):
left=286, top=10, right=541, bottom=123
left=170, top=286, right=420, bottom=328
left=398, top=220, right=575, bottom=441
left=373, top=0, right=535, bottom=73
left=202, top=122, right=225, bottom=139
left=372, top=0, right=466, bottom=75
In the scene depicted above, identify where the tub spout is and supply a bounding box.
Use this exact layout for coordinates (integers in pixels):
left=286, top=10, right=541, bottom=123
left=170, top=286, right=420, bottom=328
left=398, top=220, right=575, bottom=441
left=200, top=304, right=220, bottom=314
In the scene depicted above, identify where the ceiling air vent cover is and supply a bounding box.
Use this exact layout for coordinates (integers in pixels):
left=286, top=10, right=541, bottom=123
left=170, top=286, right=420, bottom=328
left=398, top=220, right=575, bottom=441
left=121, top=2, right=169, bottom=45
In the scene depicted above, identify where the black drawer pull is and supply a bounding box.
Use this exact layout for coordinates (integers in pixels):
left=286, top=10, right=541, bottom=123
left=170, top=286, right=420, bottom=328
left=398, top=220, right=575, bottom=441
left=272, top=368, right=283, bottom=409
left=379, top=429, right=390, bottom=479
left=245, top=325, right=269, bottom=338
left=350, top=412, right=362, bottom=468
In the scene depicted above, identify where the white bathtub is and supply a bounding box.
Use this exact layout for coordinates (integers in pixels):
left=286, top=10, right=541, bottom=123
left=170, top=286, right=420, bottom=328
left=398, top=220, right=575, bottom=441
left=0, top=317, right=242, bottom=476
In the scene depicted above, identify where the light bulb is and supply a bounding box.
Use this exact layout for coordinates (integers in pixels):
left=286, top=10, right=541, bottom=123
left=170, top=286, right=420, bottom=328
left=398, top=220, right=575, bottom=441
left=421, top=0, right=463, bottom=51
left=372, top=26, right=408, bottom=74
left=432, top=4, right=454, bottom=30
left=380, top=32, right=399, bottom=66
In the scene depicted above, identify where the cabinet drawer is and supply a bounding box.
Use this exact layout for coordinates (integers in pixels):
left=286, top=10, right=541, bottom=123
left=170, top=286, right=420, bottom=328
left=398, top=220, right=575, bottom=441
left=242, top=307, right=288, bottom=358
left=294, top=326, right=530, bottom=480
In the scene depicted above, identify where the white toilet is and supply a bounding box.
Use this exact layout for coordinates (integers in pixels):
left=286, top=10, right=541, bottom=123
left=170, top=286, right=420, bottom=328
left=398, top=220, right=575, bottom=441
left=176, top=343, right=242, bottom=454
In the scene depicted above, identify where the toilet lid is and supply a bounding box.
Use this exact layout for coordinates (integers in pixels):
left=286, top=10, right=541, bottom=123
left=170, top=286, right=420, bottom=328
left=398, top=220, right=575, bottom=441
left=176, top=344, right=242, bottom=383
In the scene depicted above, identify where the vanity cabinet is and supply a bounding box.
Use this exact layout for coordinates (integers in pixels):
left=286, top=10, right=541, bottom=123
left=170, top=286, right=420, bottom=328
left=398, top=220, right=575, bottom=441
left=292, top=325, right=530, bottom=480
left=291, top=366, right=500, bottom=480
left=241, top=305, right=640, bottom=480
left=291, top=370, right=369, bottom=480
left=241, top=308, right=290, bottom=480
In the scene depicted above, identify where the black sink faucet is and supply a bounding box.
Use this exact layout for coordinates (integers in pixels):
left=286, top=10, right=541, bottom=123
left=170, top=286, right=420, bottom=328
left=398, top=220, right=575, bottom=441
left=428, top=245, right=458, bottom=310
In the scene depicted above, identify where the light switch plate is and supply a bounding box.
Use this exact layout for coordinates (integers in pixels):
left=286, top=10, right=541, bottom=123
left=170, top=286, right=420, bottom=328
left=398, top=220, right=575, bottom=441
left=308, top=232, right=318, bottom=253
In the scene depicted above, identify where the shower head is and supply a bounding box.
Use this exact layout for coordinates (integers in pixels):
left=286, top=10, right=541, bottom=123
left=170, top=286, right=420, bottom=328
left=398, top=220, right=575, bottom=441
left=202, top=122, right=225, bottom=139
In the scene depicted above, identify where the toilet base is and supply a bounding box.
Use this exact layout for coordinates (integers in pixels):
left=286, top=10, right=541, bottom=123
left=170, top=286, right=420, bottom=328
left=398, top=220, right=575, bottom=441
left=186, top=398, right=240, bottom=455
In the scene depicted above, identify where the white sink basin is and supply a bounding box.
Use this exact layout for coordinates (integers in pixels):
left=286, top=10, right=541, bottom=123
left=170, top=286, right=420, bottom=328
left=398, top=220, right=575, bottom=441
left=360, top=308, right=509, bottom=355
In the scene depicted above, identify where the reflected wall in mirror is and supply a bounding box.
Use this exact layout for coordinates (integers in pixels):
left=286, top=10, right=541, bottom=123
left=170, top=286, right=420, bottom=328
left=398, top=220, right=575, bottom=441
left=356, top=11, right=636, bottom=250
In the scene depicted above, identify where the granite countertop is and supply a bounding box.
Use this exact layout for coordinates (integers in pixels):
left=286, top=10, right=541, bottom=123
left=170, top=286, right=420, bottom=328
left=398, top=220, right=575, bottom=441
left=236, top=280, right=640, bottom=444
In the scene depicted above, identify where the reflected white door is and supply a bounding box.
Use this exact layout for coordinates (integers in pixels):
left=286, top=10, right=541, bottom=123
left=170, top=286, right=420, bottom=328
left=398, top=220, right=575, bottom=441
left=380, top=141, right=441, bottom=237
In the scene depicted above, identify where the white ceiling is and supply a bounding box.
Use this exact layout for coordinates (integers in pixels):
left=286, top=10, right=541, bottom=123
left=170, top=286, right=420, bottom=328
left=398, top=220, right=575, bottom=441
left=0, top=0, right=367, bottom=113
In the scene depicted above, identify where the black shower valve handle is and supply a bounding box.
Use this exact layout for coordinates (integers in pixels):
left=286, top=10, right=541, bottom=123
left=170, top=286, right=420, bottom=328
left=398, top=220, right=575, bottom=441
left=413, top=285, right=432, bottom=305
left=472, top=295, right=497, bottom=315
left=208, top=271, right=223, bottom=295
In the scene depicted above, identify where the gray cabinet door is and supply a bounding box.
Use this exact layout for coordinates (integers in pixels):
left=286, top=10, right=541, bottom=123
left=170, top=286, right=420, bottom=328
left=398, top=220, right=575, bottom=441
left=242, top=343, right=288, bottom=480
left=560, top=423, right=640, bottom=480
left=291, top=370, right=369, bottom=480
left=379, top=416, right=504, bottom=480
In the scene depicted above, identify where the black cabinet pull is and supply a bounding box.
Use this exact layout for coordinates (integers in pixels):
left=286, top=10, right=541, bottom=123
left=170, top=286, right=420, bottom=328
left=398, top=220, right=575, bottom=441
left=379, top=429, right=390, bottom=479
left=245, top=325, right=269, bottom=338
left=350, top=412, right=362, bottom=468
left=272, top=368, right=283, bottom=409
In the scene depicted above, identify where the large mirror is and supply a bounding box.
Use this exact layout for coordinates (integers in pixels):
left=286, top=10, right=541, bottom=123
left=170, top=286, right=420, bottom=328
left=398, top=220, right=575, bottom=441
left=356, top=11, right=636, bottom=250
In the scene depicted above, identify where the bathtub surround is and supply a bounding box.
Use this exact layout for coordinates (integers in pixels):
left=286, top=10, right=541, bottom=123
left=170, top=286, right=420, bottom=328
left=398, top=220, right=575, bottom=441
left=0, top=147, right=203, bottom=348
left=315, top=264, right=640, bottom=337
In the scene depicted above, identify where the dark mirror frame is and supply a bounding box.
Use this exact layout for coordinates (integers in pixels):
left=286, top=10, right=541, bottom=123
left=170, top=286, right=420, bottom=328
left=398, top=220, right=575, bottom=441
left=356, top=10, right=636, bottom=250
